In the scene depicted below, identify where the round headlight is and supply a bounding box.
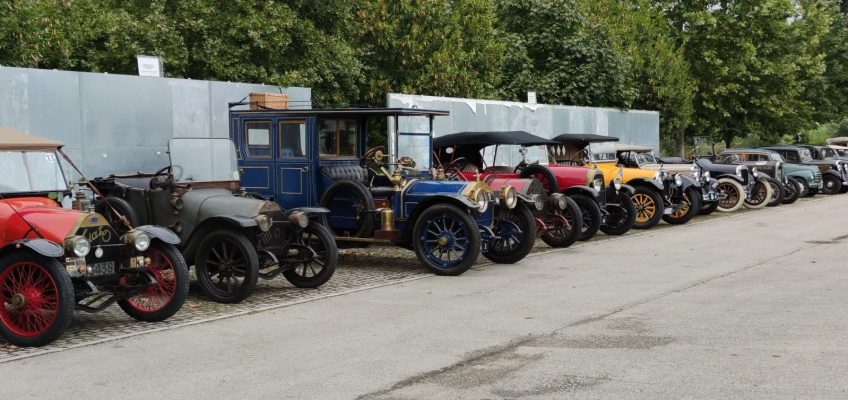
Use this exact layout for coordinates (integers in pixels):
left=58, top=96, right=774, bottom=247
left=613, top=177, right=622, bottom=191
left=592, top=178, right=604, bottom=192
left=66, top=236, right=90, bottom=257
left=289, top=211, right=309, bottom=228
left=501, top=186, right=517, bottom=209
left=475, top=190, right=489, bottom=213
left=674, top=174, right=683, bottom=187
left=253, top=214, right=272, bottom=232
left=751, top=167, right=759, bottom=175
left=133, top=232, right=151, bottom=251
left=533, top=194, right=544, bottom=211
left=552, top=193, right=567, bottom=209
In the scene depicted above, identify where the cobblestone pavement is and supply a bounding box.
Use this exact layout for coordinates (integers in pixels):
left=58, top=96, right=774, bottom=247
left=0, top=197, right=814, bottom=362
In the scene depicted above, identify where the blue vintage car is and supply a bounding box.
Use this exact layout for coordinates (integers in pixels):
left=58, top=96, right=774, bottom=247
left=228, top=106, right=527, bottom=276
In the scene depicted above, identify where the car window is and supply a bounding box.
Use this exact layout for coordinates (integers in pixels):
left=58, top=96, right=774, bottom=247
left=782, top=151, right=799, bottom=163
left=279, top=120, right=306, bottom=158
left=244, top=120, right=272, bottom=159
left=0, top=151, right=68, bottom=193
left=318, top=119, right=358, bottom=157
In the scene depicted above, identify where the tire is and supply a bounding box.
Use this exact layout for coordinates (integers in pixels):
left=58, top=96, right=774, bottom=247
left=0, top=252, right=74, bottom=347
left=744, top=179, right=772, bottom=209
left=519, top=165, right=560, bottom=193
left=484, top=205, right=536, bottom=264
left=194, top=230, right=260, bottom=303
left=715, top=178, right=745, bottom=212
left=118, top=242, right=189, bottom=322
left=282, top=222, right=338, bottom=288
left=793, top=177, right=809, bottom=197
left=94, top=196, right=140, bottom=235
left=319, top=181, right=375, bottom=238
left=782, top=178, right=801, bottom=204
left=600, top=193, right=636, bottom=235
left=411, top=204, right=481, bottom=276
left=569, top=194, right=601, bottom=241
left=662, top=186, right=702, bottom=225
left=700, top=200, right=719, bottom=215
left=630, top=187, right=664, bottom=229
left=765, top=178, right=785, bottom=207
left=541, top=197, right=583, bottom=248
left=821, top=174, right=843, bottom=195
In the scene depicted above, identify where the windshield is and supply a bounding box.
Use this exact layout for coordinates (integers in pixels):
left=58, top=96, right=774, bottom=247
left=633, top=152, right=658, bottom=165
left=588, top=142, right=617, bottom=162
left=0, top=151, right=68, bottom=193
left=798, top=148, right=814, bottom=162
left=169, top=138, right=240, bottom=183
left=820, top=147, right=838, bottom=159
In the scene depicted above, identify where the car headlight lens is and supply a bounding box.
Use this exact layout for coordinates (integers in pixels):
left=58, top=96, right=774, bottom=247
left=501, top=186, right=517, bottom=209
left=674, top=174, right=683, bottom=187
left=65, top=235, right=91, bottom=257
left=288, top=211, right=309, bottom=228
left=592, top=178, right=604, bottom=192
left=253, top=214, right=272, bottom=232
left=613, top=177, right=622, bottom=191
left=475, top=190, right=489, bottom=213
left=550, top=193, right=567, bottom=210
left=123, top=230, right=150, bottom=252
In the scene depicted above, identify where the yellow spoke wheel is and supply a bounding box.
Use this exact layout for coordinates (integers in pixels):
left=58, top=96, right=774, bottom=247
left=631, top=193, right=656, bottom=224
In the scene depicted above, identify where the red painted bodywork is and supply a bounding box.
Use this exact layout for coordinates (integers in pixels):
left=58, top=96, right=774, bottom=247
left=0, top=197, right=82, bottom=245
left=459, top=165, right=588, bottom=193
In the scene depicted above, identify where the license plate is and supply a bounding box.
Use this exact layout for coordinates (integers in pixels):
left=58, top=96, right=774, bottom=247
left=88, top=261, right=116, bottom=276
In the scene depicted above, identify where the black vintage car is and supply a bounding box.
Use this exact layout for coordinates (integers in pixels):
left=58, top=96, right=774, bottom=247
left=90, top=138, right=338, bottom=304
left=692, top=158, right=771, bottom=212
left=762, top=145, right=848, bottom=195
left=718, top=149, right=802, bottom=205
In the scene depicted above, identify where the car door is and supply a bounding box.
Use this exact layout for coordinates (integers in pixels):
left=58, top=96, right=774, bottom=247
left=274, top=119, right=314, bottom=209
left=238, top=118, right=276, bottom=200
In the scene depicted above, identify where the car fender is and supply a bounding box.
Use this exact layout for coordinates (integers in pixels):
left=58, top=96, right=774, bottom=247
left=398, top=195, right=481, bottom=246
left=629, top=178, right=663, bottom=192
left=0, top=239, right=64, bottom=259
left=822, top=169, right=842, bottom=180
left=562, top=185, right=600, bottom=201
left=130, top=225, right=180, bottom=245
left=716, top=174, right=745, bottom=184
left=679, top=175, right=700, bottom=191
left=283, top=207, right=330, bottom=217
left=618, top=184, right=635, bottom=196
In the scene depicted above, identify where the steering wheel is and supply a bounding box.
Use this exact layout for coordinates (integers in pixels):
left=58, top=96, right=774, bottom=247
left=443, top=157, right=469, bottom=180
left=360, top=146, right=386, bottom=169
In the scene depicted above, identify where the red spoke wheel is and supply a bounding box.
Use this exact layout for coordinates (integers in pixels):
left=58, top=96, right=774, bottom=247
left=118, top=242, right=189, bottom=322
left=0, top=252, right=73, bottom=347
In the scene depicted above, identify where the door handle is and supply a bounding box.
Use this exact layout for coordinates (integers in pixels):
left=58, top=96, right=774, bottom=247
left=301, top=166, right=309, bottom=172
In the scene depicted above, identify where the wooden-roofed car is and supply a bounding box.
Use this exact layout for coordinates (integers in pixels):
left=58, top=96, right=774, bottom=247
left=0, top=127, right=189, bottom=347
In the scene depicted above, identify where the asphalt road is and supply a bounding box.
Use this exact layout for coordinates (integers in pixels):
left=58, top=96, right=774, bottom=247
left=2, top=195, right=847, bottom=399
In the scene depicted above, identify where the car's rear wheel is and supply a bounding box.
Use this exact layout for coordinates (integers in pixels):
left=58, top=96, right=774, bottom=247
left=569, top=194, right=601, bottom=241
left=765, top=178, right=785, bottom=207
left=412, top=204, right=481, bottom=276
left=118, top=243, right=189, bottom=322
left=744, top=179, right=772, bottom=209
left=782, top=178, right=801, bottom=204
left=821, top=174, right=843, bottom=195
left=484, top=205, right=536, bottom=264
left=600, top=194, right=636, bottom=235
left=0, top=252, right=74, bottom=347
left=541, top=197, right=583, bottom=248
left=715, top=178, right=745, bottom=212
left=663, top=187, right=702, bottom=225
left=194, top=230, right=260, bottom=303
left=282, top=223, right=338, bottom=288
left=630, top=187, right=663, bottom=229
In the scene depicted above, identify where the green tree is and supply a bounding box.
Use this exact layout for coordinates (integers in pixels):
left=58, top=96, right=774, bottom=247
left=496, top=0, right=634, bottom=108
left=806, top=1, right=848, bottom=121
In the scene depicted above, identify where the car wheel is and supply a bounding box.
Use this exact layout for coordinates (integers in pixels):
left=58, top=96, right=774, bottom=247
left=782, top=177, right=801, bottom=204
left=715, top=178, right=745, bottom=212
left=700, top=200, right=719, bottom=215
left=319, top=181, right=376, bottom=238
left=630, top=187, right=663, bottom=229
left=569, top=194, right=601, bottom=241
left=282, top=222, right=339, bottom=288
left=793, top=177, right=809, bottom=197
left=821, top=174, right=843, bottom=195
left=662, top=186, right=702, bottom=225
left=541, top=197, right=583, bottom=248
left=194, top=230, right=260, bottom=303
left=484, top=205, right=536, bottom=264
left=94, top=196, right=141, bottom=235
left=118, top=242, right=189, bottom=322
left=600, top=193, right=636, bottom=235
left=765, top=178, right=785, bottom=207
left=412, top=204, right=481, bottom=276
left=744, top=179, right=772, bottom=209
left=0, top=252, right=74, bottom=347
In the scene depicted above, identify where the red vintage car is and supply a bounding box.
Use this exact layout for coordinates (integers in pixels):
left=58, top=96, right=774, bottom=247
left=0, top=127, right=189, bottom=347
left=434, top=131, right=636, bottom=241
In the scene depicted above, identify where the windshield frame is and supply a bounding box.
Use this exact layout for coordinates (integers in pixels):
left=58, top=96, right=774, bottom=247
left=587, top=141, right=618, bottom=163
left=168, top=138, right=241, bottom=184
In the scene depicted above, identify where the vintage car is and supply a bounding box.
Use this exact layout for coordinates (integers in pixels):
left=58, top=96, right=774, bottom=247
left=718, top=148, right=818, bottom=204
left=693, top=157, right=773, bottom=211
left=550, top=134, right=695, bottom=228
left=90, top=138, right=338, bottom=304
left=432, top=131, right=583, bottom=249
left=761, top=146, right=848, bottom=195
left=826, top=144, right=848, bottom=159
left=228, top=107, right=533, bottom=276
left=0, top=127, right=188, bottom=347
left=615, top=144, right=723, bottom=216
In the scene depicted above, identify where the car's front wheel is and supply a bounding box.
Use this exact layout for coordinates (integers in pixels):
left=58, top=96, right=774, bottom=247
left=484, top=205, right=536, bottom=264
left=630, top=187, right=664, bottom=229
left=765, top=178, right=785, bottom=207
left=282, top=223, right=338, bottom=288
left=0, top=252, right=74, bottom=347
left=569, top=194, right=601, bottom=241
left=821, top=174, right=843, bottom=195
left=412, top=204, right=481, bottom=276
left=541, top=197, right=583, bottom=248
left=715, top=178, right=745, bottom=212
left=118, top=242, right=189, bottom=322
left=663, top=187, right=702, bottom=225
left=744, top=179, right=772, bottom=209
left=600, top=194, right=636, bottom=235
left=782, top=178, right=801, bottom=204
left=194, top=230, right=260, bottom=303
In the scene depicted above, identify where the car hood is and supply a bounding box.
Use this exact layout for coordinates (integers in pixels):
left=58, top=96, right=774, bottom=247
left=0, top=197, right=111, bottom=245
left=181, top=188, right=271, bottom=221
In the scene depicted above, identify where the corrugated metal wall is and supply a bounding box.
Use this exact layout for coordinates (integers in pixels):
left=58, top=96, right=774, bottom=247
left=0, top=66, right=311, bottom=177
left=387, top=93, right=659, bottom=167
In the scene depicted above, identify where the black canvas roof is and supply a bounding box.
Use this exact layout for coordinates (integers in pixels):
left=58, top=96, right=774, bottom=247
left=433, top=131, right=557, bottom=149
left=552, top=134, right=620, bottom=146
